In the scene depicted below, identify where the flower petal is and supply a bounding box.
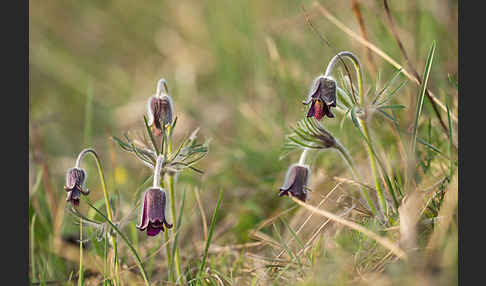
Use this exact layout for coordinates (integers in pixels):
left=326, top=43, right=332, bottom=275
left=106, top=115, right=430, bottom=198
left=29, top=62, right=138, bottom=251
left=137, top=192, right=149, bottom=230
left=306, top=101, right=316, bottom=118
left=147, top=224, right=162, bottom=236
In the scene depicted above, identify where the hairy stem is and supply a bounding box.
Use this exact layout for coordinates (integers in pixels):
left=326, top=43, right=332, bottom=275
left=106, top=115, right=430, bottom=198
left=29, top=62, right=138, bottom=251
left=166, top=126, right=182, bottom=280
left=78, top=218, right=83, bottom=286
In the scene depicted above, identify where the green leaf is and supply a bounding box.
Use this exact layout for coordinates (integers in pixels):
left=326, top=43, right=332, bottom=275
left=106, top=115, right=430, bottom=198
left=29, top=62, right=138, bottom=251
left=379, top=104, right=406, bottom=110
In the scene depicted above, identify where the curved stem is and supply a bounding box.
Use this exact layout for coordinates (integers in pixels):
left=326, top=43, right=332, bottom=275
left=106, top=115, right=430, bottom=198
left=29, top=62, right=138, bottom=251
left=324, top=51, right=364, bottom=105
left=74, top=148, right=120, bottom=284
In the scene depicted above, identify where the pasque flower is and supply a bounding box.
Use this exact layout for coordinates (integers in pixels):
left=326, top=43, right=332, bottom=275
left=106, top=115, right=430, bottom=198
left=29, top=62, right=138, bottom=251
left=64, top=167, right=90, bottom=207
left=278, top=164, right=310, bottom=202
left=137, top=187, right=173, bottom=236
left=303, top=76, right=337, bottom=120
left=137, top=154, right=173, bottom=236
left=147, top=78, right=174, bottom=136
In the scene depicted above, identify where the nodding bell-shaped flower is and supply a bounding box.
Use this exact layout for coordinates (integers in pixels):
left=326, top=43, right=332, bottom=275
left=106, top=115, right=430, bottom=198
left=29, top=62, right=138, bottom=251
left=147, top=79, right=174, bottom=136
left=64, top=167, right=90, bottom=207
left=278, top=164, right=310, bottom=202
left=137, top=188, right=173, bottom=236
left=303, top=76, right=337, bottom=120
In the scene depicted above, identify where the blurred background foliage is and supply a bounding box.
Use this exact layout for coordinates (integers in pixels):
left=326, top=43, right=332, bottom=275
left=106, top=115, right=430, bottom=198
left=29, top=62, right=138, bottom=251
left=29, top=0, right=457, bottom=284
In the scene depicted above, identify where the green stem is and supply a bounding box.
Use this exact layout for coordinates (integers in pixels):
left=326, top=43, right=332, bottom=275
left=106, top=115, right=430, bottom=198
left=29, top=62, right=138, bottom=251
left=78, top=218, right=84, bottom=286
left=359, top=120, right=387, bottom=216
left=167, top=127, right=182, bottom=280
left=75, top=148, right=120, bottom=284
left=326, top=52, right=387, bottom=217
left=334, top=142, right=379, bottom=216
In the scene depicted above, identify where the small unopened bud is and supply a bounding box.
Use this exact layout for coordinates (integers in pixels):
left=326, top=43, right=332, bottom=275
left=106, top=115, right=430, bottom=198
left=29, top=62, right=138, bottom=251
left=147, top=95, right=174, bottom=136
left=303, top=76, right=337, bottom=120
left=137, top=187, right=173, bottom=236
left=64, top=167, right=90, bottom=207
left=278, top=164, right=310, bottom=202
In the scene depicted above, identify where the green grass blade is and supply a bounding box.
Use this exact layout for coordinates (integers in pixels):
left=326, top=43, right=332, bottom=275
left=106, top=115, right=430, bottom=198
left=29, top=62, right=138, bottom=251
left=84, top=198, right=150, bottom=286
left=447, top=104, right=454, bottom=178
left=411, top=41, right=436, bottom=154
left=30, top=214, right=37, bottom=281
left=144, top=115, right=160, bottom=155
left=78, top=217, right=84, bottom=286
left=280, top=218, right=310, bottom=262
left=198, top=189, right=223, bottom=277
left=171, top=188, right=187, bottom=282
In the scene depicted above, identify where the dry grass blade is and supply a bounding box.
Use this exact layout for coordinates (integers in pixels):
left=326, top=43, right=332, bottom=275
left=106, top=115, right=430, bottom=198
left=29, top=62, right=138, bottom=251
left=194, top=188, right=208, bottom=242
left=275, top=183, right=342, bottom=259
left=290, top=196, right=408, bottom=260
left=312, top=1, right=457, bottom=123
left=398, top=190, right=425, bottom=252
left=426, top=174, right=458, bottom=253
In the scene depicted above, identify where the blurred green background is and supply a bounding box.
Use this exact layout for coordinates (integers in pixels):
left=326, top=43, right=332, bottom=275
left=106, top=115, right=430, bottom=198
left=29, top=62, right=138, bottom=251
left=29, top=0, right=457, bottom=284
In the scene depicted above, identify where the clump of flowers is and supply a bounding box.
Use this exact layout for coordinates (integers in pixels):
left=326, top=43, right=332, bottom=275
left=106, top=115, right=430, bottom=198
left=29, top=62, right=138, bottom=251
left=63, top=78, right=209, bottom=285
left=278, top=51, right=407, bottom=221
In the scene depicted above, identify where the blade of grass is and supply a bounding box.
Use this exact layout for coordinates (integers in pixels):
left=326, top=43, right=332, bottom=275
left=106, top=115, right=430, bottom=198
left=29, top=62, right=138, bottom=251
left=290, top=196, right=407, bottom=260
left=280, top=218, right=310, bottom=262
left=78, top=217, right=84, bottom=286
left=411, top=41, right=436, bottom=154
left=84, top=198, right=150, bottom=286
left=144, top=115, right=160, bottom=155
left=30, top=214, right=37, bottom=281
left=172, top=188, right=187, bottom=284
left=198, top=189, right=223, bottom=278
left=447, top=104, right=454, bottom=178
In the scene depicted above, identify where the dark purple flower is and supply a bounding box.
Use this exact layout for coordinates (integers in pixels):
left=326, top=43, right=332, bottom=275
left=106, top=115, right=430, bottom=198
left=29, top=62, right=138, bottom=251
left=303, top=76, right=337, bottom=120
left=278, top=164, right=310, bottom=202
left=147, top=95, right=174, bottom=136
left=64, top=167, right=90, bottom=207
left=137, top=188, right=173, bottom=236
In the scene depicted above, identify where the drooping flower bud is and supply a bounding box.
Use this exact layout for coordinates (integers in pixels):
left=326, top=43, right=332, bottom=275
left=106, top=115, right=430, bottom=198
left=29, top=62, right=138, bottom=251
left=278, top=164, right=310, bottom=202
left=303, top=76, right=337, bottom=120
left=64, top=167, right=90, bottom=207
left=147, top=95, right=174, bottom=136
left=137, top=187, right=173, bottom=236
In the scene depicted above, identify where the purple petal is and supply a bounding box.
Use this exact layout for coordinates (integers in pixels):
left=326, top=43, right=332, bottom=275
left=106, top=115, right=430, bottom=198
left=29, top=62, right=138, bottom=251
left=147, top=224, right=162, bottom=236
left=323, top=104, right=334, bottom=118
left=306, top=101, right=316, bottom=118
left=137, top=193, right=149, bottom=230
left=280, top=164, right=298, bottom=192
left=147, top=189, right=166, bottom=223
